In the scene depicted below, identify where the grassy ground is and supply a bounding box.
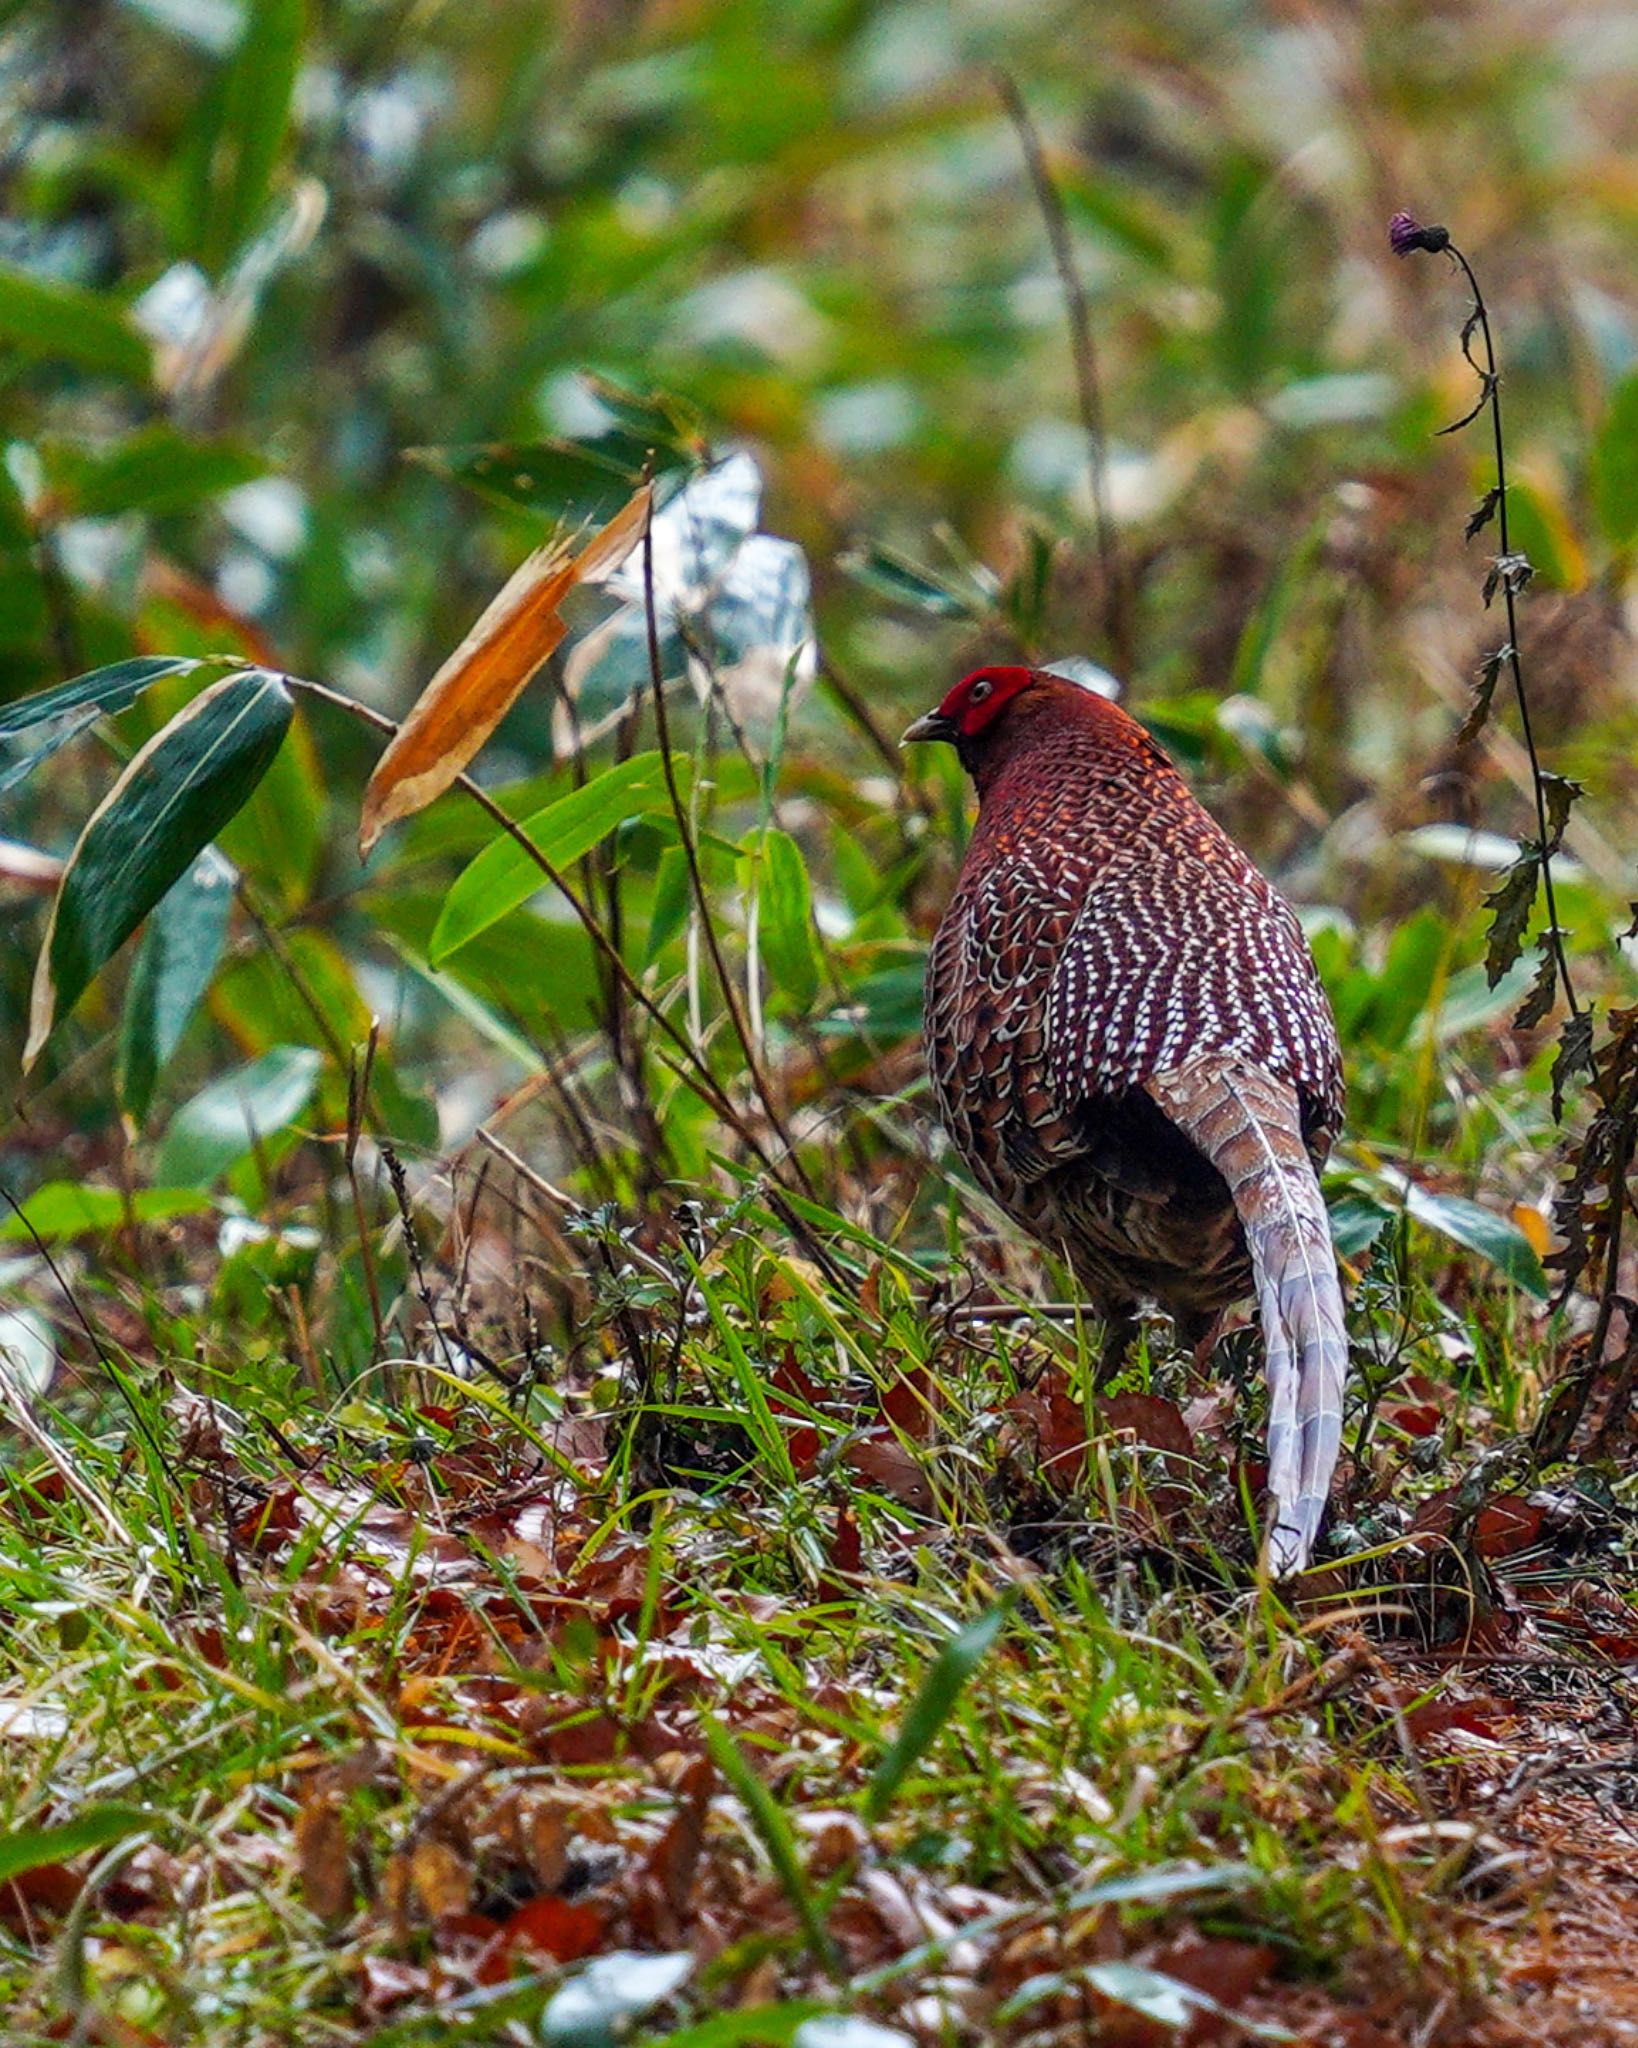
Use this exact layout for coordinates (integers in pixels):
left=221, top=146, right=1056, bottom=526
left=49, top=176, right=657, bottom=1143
left=1, top=1154, right=1634, bottom=2046
left=6, top=2, right=1638, bottom=2040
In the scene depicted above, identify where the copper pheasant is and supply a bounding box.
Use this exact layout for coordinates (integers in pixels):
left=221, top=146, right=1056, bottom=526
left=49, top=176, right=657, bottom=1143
left=908, top=664, right=1347, bottom=1573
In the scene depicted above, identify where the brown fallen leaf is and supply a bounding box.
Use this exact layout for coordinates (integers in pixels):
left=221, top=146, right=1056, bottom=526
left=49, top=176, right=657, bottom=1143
left=477, top=1894, right=606, bottom=1980
left=409, top=1836, right=472, bottom=1920
left=358, top=484, right=650, bottom=856
left=295, top=1787, right=353, bottom=1924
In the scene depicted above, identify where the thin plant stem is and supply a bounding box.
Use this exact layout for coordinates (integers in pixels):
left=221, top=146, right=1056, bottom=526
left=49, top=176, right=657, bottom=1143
left=1449, top=245, right=1579, bottom=1020
left=279, top=674, right=804, bottom=1200
left=636, top=494, right=817, bottom=1200
left=996, top=71, right=1132, bottom=678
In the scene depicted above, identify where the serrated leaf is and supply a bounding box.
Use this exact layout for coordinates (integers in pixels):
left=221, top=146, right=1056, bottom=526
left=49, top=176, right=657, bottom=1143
left=358, top=486, right=650, bottom=856
left=1551, top=1010, right=1595, bottom=1120
left=755, top=827, right=820, bottom=1013
left=0, top=266, right=151, bottom=382
left=429, top=752, right=682, bottom=965
left=1455, top=645, right=1510, bottom=747
left=24, top=669, right=292, bottom=1067
left=864, top=1603, right=1009, bottom=1822
left=1480, top=850, right=1540, bottom=989
left=158, top=1044, right=322, bottom=1186
left=1511, top=937, right=1560, bottom=1032
left=1464, top=485, right=1502, bottom=540
left=1436, top=373, right=1495, bottom=437
left=1540, top=770, right=1583, bottom=852
left=118, top=846, right=238, bottom=1122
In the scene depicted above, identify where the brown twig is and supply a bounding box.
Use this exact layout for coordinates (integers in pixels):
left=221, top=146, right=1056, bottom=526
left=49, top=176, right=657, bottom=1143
left=280, top=675, right=792, bottom=1187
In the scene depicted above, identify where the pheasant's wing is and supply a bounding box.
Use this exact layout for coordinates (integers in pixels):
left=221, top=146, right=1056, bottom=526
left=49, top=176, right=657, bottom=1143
left=1044, top=841, right=1342, bottom=1143
left=1146, top=1056, right=1347, bottom=1575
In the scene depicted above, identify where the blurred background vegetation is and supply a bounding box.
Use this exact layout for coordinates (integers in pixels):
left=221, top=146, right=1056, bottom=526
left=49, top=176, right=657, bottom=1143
left=6, top=6, right=1638, bottom=2039
left=4, top=0, right=1638, bottom=1321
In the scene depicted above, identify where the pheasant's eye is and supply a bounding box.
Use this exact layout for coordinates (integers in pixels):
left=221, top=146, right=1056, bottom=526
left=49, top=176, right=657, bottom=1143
left=969, top=678, right=993, bottom=704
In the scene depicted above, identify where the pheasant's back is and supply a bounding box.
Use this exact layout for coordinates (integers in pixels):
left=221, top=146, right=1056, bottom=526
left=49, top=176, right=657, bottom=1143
left=922, top=690, right=1342, bottom=1309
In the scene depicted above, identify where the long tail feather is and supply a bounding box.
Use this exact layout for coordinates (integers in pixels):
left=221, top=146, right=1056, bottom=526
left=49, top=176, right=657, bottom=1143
left=1146, top=1059, right=1347, bottom=1575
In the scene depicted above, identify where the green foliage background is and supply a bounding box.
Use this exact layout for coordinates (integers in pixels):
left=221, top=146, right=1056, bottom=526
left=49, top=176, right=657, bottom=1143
left=4, top=0, right=1638, bottom=1203
left=2, top=6, right=1638, bottom=2042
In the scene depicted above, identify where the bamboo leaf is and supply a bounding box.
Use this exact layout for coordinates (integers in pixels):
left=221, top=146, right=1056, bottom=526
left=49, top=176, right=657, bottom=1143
left=756, top=827, right=820, bottom=1012
left=25, top=669, right=291, bottom=1067
left=0, top=1184, right=214, bottom=1244
left=0, top=656, right=214, bottom=741
left=358, top=485, right=650, bottom=856
left=195, top=0, right=305, bottom=272
left=429, top=752, right=683, bottom=965
left=0, top=267, right=151, bottom=381
left=1400, top=1182, right=1548, bottom=1298
left=1590, top=368, right=1638, bottom=547
left=158, top=1045, right=323, bottom=1185
left=702, top=1715, right=839, bottom=1980
left=0, top=1805, right=151, bottom=1887
left=118, top=847, right=238, bottom=1123
left=864, top=1603, right=1009, bottom=1821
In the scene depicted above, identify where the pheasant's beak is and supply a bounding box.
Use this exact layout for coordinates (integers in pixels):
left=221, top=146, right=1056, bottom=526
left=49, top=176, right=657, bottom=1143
left=901, top=708, right=956, bottom=746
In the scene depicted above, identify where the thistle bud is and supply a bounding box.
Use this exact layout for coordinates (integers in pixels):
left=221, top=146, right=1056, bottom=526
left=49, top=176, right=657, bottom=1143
left=1389, top=212, right=1451, bottom=257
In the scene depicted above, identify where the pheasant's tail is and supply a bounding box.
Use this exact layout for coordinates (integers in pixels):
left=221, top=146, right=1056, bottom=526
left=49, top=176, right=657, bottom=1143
left=1146, top=1059, right=1347, bottom=1576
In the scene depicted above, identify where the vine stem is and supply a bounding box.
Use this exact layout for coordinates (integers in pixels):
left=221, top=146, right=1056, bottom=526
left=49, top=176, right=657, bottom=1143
left=1449, top=245, right=1579, bottom=1020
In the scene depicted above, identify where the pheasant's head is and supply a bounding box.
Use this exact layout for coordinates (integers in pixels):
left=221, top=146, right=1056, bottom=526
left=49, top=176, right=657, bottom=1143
left=901, top=664, right=1037, bottom=754
left=904, top=665, right=1143, bottom=792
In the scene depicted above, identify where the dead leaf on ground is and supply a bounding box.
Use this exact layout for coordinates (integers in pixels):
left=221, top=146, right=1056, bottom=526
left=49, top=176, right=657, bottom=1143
left=295, top=1787, right=353, bottom=1924
left=476, top=1894, right=605, bottom=1980
left=409, top=1836, right=472, bottom=1920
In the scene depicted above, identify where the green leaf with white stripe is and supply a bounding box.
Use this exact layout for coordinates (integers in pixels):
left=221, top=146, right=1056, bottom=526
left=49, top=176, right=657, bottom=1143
left=25, top=669, right=292, bottom=1067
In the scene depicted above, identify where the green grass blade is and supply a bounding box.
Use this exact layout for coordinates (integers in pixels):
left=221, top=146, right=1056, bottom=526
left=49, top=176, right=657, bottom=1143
left=863, top=1602, right=1009, bottom=1823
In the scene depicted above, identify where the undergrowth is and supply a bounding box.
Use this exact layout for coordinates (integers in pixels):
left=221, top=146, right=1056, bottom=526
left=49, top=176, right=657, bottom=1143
left=3, top=5, right=1638, bottom=2044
